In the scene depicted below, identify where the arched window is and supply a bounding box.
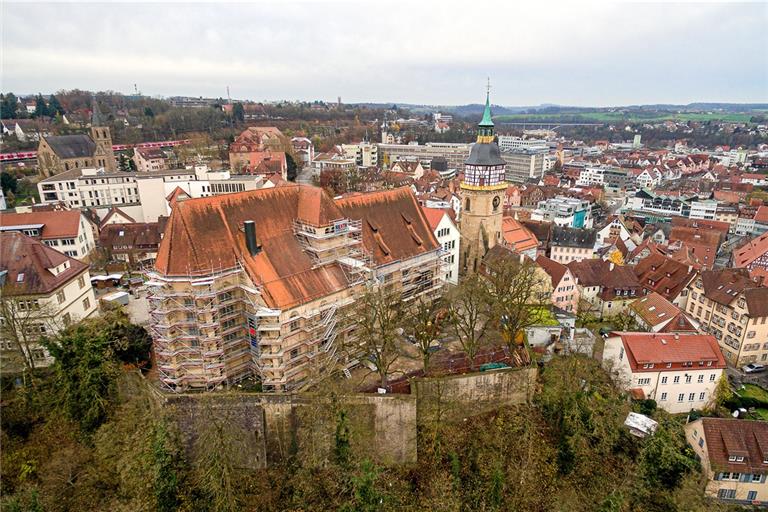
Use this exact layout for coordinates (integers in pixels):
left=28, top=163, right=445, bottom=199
left=465, top=198, right=471, bottom=212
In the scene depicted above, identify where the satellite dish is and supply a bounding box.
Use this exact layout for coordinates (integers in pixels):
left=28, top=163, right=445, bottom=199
left=732, top=410, right=740, bottom=418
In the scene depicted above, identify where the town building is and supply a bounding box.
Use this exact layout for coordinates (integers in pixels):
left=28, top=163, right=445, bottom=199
left=0, top=209, right=96, bottom=260
left=341, top=141, right=378, bottom=167
left=422, top=207, right=460, bottom=285
left=228, top=126, right=287, bottom=178
left=378, top=142, right=471, bottom=170
left=684, top=269, right=768, bottom=366
left=37, top=165, right=272, bottom=223
left=576, top=166, right=633, bottom=190
left=549, top=226, right=597, bottom=264
left=603, top=332, right=726, bottom=413
left=535, top=255, right=580, bottom=313
left=634, top=253, right=696, bottom=307
left=497, top=136, right=548, bottom=151
left=98, top=220, right=167, bottom=268
left=733, top=232, right=768, bottom=277
left=689, top=200, right=719, bottom=221
left=458, top=90, right=506, bottom=274
left=531, top=196, right=593, bottom=228
left=291, top=137, right=314, bottom=167
left=0, top=232, right=98, bottom=370
left=500, top=217, right=539, bottom=259
left=685, top=418, right=768, bottom=504
left=501, top=148, right=547, bottom=183
left=568, top=259, right=643, bottom=318
left=36, top=102, right=116, bottom=177
left=133, top=147, right=168, bottom=172
left=628, top=292, right=698, bottom=332
left=146, top=184, right=445, bottom=392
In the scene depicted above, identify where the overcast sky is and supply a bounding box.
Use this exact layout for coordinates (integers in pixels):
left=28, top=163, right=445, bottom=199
left=2, top=1, right=767, bottom=106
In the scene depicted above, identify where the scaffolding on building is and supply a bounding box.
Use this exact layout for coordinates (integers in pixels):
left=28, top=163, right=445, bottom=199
left=146, top=261, right=257, bottom=391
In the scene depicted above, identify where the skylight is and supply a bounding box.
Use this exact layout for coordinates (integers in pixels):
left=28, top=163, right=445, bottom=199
left=16, top=273, right=24, bottom=282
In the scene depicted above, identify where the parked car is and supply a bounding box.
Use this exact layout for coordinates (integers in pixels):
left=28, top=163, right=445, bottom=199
left=742, top=363, right=766, bottom=374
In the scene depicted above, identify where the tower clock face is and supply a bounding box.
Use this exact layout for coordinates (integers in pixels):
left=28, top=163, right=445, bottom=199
left=492, top=196, right=500, bottom=208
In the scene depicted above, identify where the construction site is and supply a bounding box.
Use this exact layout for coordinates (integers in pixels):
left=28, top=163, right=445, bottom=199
left=146, top=184, right=447, bottom=393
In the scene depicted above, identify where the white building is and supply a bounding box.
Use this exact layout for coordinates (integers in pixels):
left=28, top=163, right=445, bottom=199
left=603, top=332, right=726, bottom=413
left=422, top=207, right=460, bottom=285
left=0, top=209, right=96, bottom=260
left=531, top=196, right=593, bottom=229
left=689, top=200, right=719, bottom=221
left=37, top=165, right=271, bottom=223
left=0, top=232, right=98, bottom=370
left=497, top=136, right=548, bottom=151
left=341, top=141, right=378, bottom=167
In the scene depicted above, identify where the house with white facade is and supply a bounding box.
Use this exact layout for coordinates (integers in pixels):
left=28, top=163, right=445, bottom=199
left=0, top=209, right=96, bottom=260
left=422, top=207, right=459, bottom=284
left=0, top=232, right=98, bottom=370
left=603, top=332, right=726, bottom=413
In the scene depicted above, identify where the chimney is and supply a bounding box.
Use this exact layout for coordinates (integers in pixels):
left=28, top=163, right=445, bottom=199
left=244, top=220, right=261, bottom=256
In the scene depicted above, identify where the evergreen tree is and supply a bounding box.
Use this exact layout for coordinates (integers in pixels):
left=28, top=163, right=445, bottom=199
left=1, top=92, right=18, bottom=119
left=232, top=102, right=245, bottom=123
left=34, top=94, right=47, bottom=118
left=47, top=94, right=64, bottom=117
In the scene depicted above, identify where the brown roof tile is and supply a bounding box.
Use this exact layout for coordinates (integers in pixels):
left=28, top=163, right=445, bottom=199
left=700, top=418, right=768, bottom=474
left=0, top=232, right=88, bottom=295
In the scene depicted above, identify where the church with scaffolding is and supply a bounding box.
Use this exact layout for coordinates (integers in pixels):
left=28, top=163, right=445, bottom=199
left=146, top=184, right=446, bottom=392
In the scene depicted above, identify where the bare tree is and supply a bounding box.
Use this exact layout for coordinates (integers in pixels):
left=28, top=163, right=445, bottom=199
left=446, top=274, right=492, bottom=371
left=350, top=286, right=403, bottom=388
left=483, top=254, right=548, bottom=354
left=0, top=286, right=62, bottom=373
left=403, top=295, right=445, bottom=373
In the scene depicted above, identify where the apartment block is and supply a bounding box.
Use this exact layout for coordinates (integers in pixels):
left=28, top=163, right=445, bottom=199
left=684, top=269, right=768, bottom=366
left=603, top=332, right=725, bottom=413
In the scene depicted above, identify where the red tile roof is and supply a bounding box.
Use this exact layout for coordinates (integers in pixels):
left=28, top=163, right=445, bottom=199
left=420, top=207, right=452, bottom=231
left=154, top=185, right=438, bottom=309
left=734, top=232, right=768, bottom=268
left=502, top=217, right=539, bottom=253
left=0, top=232, right=88, bottom=295
left=610, top=332, right=726, bottom=372
left=699, top=418, right=768, bottom=474
left=629, top=292, right=681, bottom=327
left=634, top=253, right=696, bottom=300
left=755, top=205, right=768, bottom=224
left=0, top=210, right=82, bottom=239
left=535, top=255, right=568, bottom=288
left=336, top=187, right=440, bottom=266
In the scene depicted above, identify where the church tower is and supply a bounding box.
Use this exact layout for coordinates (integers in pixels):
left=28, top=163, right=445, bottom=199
left=459, top=83, right=507, bottom=274
left=90, top=99, right=117, bottom=171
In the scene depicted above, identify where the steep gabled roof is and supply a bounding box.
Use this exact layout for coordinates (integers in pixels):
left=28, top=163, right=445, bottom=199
left=700, top=268, right=757, bottom=307
left=43, top=134, right=96, bottom=159
left=733, top=232, right=768, bottom=268
left=0, top=232, right=88, bottom=296
left=155, top=185, right=350, bottom=309
left=535, top=255, right=568, bottom=287
left=629, top=292, right=681, bottom=327
left=502, top=217, right=539, bottom=253
left=551, top=226, right=597, bottom=249
left=634, top=253, right=696, bottom=300
left=699, top=418, right=768, bottom=475
left=336, top=187, right=440, bottom=266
